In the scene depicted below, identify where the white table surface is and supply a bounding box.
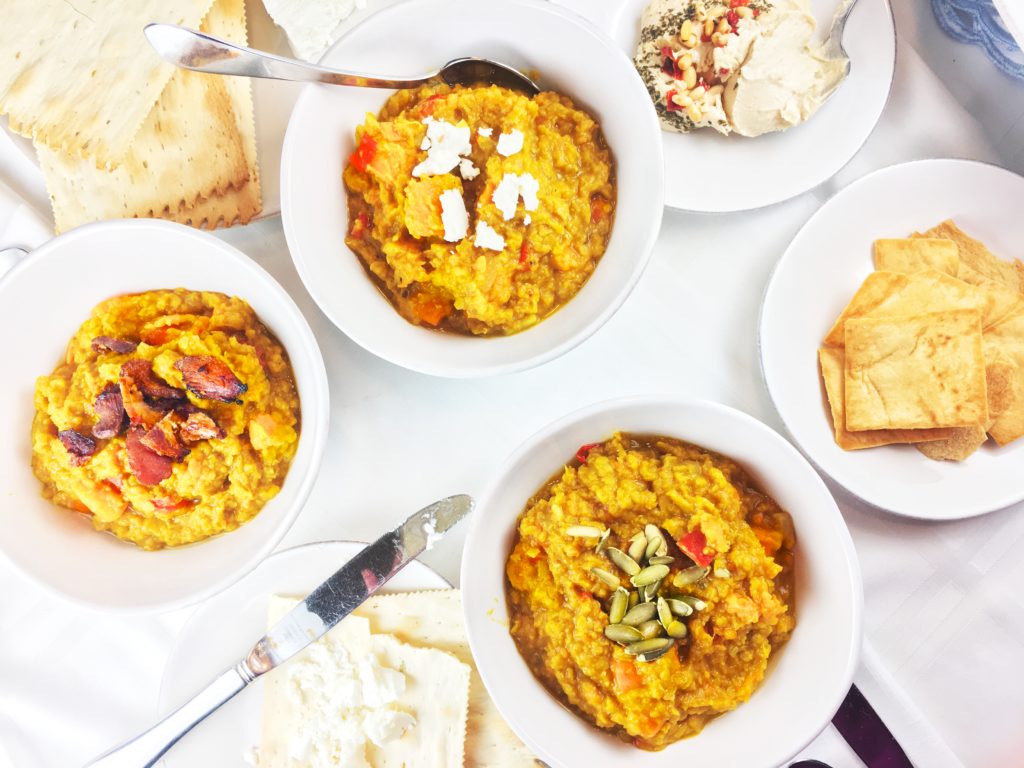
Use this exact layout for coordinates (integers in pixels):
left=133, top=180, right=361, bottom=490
left=2, top=2, right=1024, bottom=767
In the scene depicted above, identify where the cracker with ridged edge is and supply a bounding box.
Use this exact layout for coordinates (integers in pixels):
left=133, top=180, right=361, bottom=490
left=844, top=310, right=988, bottom=431
left=0, top=0, right=215, bottom=168
left=180, top=0, right=262, bottom=228
left=354, top=589, right=542, bottom=767
left=818, top=347, right=957, bottom=449
left=873, top=238, right=959, bottom=277
left=983, top=309, right=1024, bottom=445
left=260, top=595, right=470, bottom=768
left=37, top=67, right=249, bottom=233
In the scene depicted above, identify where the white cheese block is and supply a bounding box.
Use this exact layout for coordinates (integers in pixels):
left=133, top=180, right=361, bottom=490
left=260, top=0, right=367, bottom=62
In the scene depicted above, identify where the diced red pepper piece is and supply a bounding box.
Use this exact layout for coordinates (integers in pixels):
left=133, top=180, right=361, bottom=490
left=727, top=10, right=739, bottom=26
left=701, top=33, right=711, bottom=42
left=753, top=7, right=760, bottom=16
left=677, top=529, right=715, bottom=568
left=729, top=0, right=749, bottom=7
left=576, top=442, right=600, bottom=464
left=665, top=89, right=683, bottom=113
left=519, top=241, right=529, bottom=264
left=350, top=211, right=369, bottom=239
left=349, top=134, right=377, bottom=173
left=417, top=93, right=444, bottom=117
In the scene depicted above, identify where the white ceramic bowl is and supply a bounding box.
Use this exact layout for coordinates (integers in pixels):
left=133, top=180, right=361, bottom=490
left=280, top=0, right=664, bottom=377
left=0, top=220, right=329, bottom=612
left=462, top=396, right=862, bottom=768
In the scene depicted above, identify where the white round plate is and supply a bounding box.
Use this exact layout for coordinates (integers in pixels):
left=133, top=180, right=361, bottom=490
left=158, top=541, right=449, bottom=767
left=760, top=158, right=1024, bottom=520
left=462, top=395, right=862, bottom=768
left=280, top=0, right=664, bottom=378
left=993, top=0, right=1024, bottom=52
left=554, top=0, right=895, bottom=212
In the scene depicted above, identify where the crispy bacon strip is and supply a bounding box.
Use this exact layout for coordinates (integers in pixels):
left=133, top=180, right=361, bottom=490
left=119, top=359, right=186, bottom=427
left=92, top=383, right=127, bottom=439
left=58, top=429, right=97, bottom=466
left=139, top=412, right=190, bottom=461
left=179, top=411, right=225, bottom=443
left=125, top=426, right=173, bottom=486
left=91, top=336, right=138, bottom=354
left=174, top=356, right=247, bottom=403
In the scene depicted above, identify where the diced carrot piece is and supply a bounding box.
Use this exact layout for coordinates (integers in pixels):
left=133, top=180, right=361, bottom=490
left=752, top=525, right=784, bottom=557
left=677, top=529, right=715, bottom=568
left=410, top=294, right=452, bottom=327
left=612, top=659, right=643, bottom=693
left=404, top=177, right=458, bottom=239
left=349, top=133, right=377, bottom=173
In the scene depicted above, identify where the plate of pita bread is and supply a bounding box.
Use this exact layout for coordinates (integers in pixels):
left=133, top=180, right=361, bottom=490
left=158, top=540, right=538, bottom=767
left=760, top=158, right=1024, bottom=520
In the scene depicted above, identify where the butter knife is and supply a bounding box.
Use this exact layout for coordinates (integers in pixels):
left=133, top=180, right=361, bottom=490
left=82, top=494, right=474, bottom=768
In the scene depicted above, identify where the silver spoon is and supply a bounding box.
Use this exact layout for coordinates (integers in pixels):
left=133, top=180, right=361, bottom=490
left=821, top=0, right=861, bottom=74
left=144, top=23, right=540, bottom=94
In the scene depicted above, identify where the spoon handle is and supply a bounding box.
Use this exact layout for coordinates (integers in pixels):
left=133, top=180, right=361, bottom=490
left=144, top=23, right=433, bottom=89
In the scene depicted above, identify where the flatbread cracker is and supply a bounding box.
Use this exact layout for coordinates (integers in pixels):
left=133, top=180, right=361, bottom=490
left=260, top=595, right=470, bottom=768
left=38, top=68, right=249, bottom=233
left=354, top=590, right=541, bottom=767
left=0, top=0, right=215, bottom=168
left=186, top=0, right=262, bottom=227
left=915, top=426, right=988, bottom=461
left=844, top=310, right=988, bottom=431
left=982, top=309, right=1024, bottom=445
left=826, top=269, right=1016, bottom=347
left=873, top=238, right=958, bottom=276
left=818, top=348, right=956, bottom=449
left=917, top=220, right=1024, bottom=292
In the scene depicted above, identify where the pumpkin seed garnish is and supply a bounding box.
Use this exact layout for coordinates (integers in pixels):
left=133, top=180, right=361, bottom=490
left=608, top=588, right=629, bottom=624
left=673, top=566, right=709, bottom=587
left=665, top=597, right=694, bottom=617
left=567, top=525, right=604, bottom=538
left=656, top=596, right=673, bottom=629
left=677, top=595, right=707, bottom=611
left=644, top=524, right=661, bottom=541
left=644, top=535, right=665, bottom=561
left=627, top=532, right=647, bottom=562
left=638, top=619, right=664, bottom=639
left=594, top=528, right=612, bottom=554
left=648, top=555, right=674, bottom=566
left=621, top=602, right=658, bottom=626
left=641, top=580, right=662, bottom=602
left=631, top=563, right=670, bottom=587
left=606, top=547, right=641, bottom=576
left=638, top=643, right=676, bottom=662
left=605, top=624, right=643, bottom=644
left=665, top=620, right=688, bottom=639
left=714, top=567, right=732, bottom=579
left=590, top=567, right=621, bottom=589
left=625, top=637, right=673, bottom=656
left=627, top=590, right=640, bottom=609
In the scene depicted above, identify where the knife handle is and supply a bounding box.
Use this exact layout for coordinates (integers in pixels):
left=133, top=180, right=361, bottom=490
left=81, top=663, right=252, bottom=768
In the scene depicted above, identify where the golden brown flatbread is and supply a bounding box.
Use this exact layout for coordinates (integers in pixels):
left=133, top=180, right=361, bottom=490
left=873, top=238, right=959, bottom=277
left=844, top=310, right=988, bottom=431
left=917, top=220, right=1024, bottom=292
left=818, top=348, right=957, bottom=449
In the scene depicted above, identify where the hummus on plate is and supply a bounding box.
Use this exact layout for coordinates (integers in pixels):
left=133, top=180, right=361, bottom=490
left=31, top=289, right=300, bottom=550
left=505, top=433, right=795, bottom=749
left=635, top=0, right=847, bottom=137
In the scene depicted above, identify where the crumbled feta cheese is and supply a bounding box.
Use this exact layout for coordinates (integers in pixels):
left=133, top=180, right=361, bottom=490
left=413, top=118, right=472, bottom=177
left=491, top=172, right=541, bottom=220
left=439, top=188, right=469, bottom=243
left=363, top=708, right=416, bottom=747
left=459, top=157, right=479, bottom=180
left=474, top=221, right=506, bottom=252
left=477, top=126, right=493, bottom=137
left=261, top=0, right=367, bottom=62
left=496, top=129, right=524, bottom=157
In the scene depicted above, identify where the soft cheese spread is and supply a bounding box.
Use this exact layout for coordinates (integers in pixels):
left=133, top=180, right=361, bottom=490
left=634, top=0, right=847, bottom=137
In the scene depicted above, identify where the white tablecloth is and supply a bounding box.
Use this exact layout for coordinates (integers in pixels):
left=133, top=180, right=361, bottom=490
left=2, top=2, right=1023, bottom=767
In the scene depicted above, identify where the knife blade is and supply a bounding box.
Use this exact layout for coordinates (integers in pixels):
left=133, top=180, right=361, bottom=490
left=832, top=684, right=914, bottom=767
left=82, top=494, right=474, bottom=768
left=244, top=493, right=473, bottom=675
